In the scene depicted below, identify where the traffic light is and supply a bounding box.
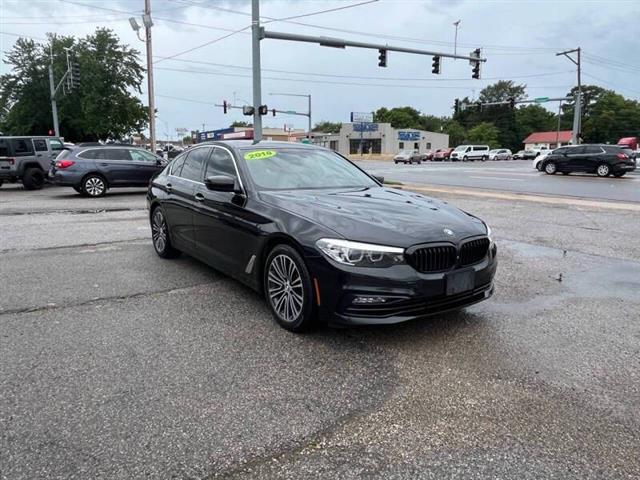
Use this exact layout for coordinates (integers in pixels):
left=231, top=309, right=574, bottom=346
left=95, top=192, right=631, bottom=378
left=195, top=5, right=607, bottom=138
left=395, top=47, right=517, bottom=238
left=272, top=109, right=276, bottom=117
left=471, top=48, right=481, bottom=79
left=432, top=55, right=441, bottom=74
left=378, top=49, right=387, bottom=68
left=258, top=105, right=268, bottom=115
left=223, top=100, right=228, bottom=114
left=70, top=60, right=81, bottom=89
left=508, top=97, right=515, bottom=108
left=242, top=105, right=255, bottom=116
left=454, top=98, right=459, bottom=114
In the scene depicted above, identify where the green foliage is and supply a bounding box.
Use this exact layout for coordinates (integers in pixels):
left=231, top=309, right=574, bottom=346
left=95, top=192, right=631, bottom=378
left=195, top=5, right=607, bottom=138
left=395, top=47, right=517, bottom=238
left=231, top=121, right=252, bottom=128
left=312, top=121, right=341, bottom=133
left=0, top=29, right=147, bottom=141
left=479, top=80, right=526, bottom=103
left=467, top=122, right=500, bottom=148
left=581, top=91, right=640, bottom=143
left=442, top=119, right=466, bottom=147
left=374, top=106, right=421, bottom=129
left=516, top=104, right=557, bottom=142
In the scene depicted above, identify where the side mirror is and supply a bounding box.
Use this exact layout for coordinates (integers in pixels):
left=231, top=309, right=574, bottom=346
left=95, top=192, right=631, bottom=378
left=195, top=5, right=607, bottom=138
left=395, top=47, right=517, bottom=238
left=373, top=175, right=384, bottom=184
left=204, top=175, right=237, bottom=192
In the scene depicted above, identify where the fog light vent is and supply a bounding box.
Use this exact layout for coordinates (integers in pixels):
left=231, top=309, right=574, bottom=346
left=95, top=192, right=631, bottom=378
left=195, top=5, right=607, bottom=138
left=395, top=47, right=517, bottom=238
left=352, top=296, right=387, bottom=305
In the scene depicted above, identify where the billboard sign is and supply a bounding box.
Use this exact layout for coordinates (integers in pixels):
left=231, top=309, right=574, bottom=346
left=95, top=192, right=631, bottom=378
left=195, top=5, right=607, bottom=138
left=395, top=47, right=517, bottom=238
left=354, top=123, right=379, bottom=132
left=350, top=112, right=374, bottom=123
left=398, top=131, right=421, bottom=141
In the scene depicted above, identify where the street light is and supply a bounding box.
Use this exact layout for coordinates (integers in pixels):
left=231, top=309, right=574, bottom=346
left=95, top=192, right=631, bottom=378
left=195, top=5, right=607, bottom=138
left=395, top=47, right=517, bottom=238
left=453, top=20, right=461, bottom=58
left=129, top=0, right=156, bottom=153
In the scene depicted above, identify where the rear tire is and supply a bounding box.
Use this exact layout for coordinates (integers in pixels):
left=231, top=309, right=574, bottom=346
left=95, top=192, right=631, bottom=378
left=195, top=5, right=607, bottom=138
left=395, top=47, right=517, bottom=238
left=82, top=174, right=107, bottom=197
left=151, top=207, right=181, bottom=258
left=22, top=168, right=45, bottom=190
left=264, top=244, right=315, bottom=332
left=544, top=162, right=557, bottom=175
left=596, top=163, right=611, bottom=177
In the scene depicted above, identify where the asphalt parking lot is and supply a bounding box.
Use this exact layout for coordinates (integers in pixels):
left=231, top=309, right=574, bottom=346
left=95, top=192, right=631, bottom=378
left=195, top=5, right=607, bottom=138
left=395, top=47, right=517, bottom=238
left=1, top=180, right=639, bottom=479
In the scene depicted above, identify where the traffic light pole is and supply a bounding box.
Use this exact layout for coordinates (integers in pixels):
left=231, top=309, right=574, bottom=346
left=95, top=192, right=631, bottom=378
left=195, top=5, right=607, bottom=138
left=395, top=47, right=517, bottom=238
left=251, top=0, right=263, bottom=143
left=49, top=63, right=61, bottom=138
left=269, top=93, right=311, bottom=139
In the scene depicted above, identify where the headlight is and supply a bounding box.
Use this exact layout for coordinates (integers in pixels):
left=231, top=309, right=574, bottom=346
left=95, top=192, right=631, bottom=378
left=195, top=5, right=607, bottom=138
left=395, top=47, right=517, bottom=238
left=485, top=224, right=493, bottom=242
left=316, top=238, right=405, bottom=268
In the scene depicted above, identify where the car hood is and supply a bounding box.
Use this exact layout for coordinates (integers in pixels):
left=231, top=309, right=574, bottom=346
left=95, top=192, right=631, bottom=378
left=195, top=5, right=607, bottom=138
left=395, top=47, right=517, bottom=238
left=259, top=187, right=487, bottom=248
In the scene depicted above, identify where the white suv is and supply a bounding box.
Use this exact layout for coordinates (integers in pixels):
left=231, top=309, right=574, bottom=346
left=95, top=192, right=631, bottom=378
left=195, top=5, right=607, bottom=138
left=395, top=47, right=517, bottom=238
left=450, top=145, right=490, bottom=162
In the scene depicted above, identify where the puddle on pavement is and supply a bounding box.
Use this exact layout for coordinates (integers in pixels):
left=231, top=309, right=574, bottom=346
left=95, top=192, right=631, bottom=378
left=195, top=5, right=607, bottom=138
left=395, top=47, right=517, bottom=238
left=501, top=239, right=640, bottom=302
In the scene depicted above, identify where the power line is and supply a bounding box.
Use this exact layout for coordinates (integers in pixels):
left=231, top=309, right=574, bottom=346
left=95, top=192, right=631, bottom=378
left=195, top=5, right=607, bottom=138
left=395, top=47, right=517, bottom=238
left=154, top=56, right=575, bottom=82
left=153, top=25, right=252, bottom=64
left=262, top=0, right=379, bottom=23
left=154, top=65, right=572, bottom=90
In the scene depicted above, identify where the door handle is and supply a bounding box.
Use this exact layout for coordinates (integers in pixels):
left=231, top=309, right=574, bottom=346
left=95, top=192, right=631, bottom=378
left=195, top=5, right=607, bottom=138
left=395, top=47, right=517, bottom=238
left=195, top=193, right=205, bottom=202
left=166, top=183, right=173, bottom=192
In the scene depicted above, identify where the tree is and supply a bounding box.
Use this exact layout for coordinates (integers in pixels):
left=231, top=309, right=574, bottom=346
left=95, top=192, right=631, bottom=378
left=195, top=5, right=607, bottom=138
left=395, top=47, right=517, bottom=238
left=516, top=104, right=557, bottom=143
left=312, top=121, right=341, bottom=133
left=467, top=122, right=500, bottom=148
left=442, top=119, right=466, bottom=147
left=0, top=29, right=147, bottom=141
left=559, top=84, right=608, bottom=131
left=479, top=80, right=526, bottom=103
left=374, top=106, right=421, bottom=129
left=231, top=120, right=252, bottom=128
left=581, top=91, right=640, bottom=143
left=182, top=135, right=193, bottom=145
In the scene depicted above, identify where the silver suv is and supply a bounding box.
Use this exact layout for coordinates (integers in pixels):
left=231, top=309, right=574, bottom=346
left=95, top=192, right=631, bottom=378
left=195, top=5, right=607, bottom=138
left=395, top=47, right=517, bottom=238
left=0, top=136, right=65, bottom=190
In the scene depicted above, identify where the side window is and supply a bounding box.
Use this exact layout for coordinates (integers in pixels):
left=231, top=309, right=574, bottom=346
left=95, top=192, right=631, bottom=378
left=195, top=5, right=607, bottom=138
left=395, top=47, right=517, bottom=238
left=180, top=147, right=209, bottom=182
left=413, top=142, right=419, bottom=150
left=584, top=146, right=602, bottom=154
left=398, top=142, right=404, bottom=150
left=426, top=142, right=431, bottom=149
left=0, top=139, right=12, bottom=157
left=78, top=149, right=100, bottom=160
left=205, top=147, right=237, bottom=178
left=33, top=139, right=48, bottom=151
left=569, top=146, right=586, bottom=155
left=11, top=139, right=34, bottom=156
left=107, top=148, right=132, bottom=161
left=170, top=154, right=186, bottom=176
left=129, top=149, right=158, bottom=163
left=49, top=139, right=64, bottom=151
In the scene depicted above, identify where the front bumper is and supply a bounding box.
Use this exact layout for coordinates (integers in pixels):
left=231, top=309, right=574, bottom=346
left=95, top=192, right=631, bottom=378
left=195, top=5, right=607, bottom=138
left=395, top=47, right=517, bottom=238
left=309, top=244, right=498, bottom=326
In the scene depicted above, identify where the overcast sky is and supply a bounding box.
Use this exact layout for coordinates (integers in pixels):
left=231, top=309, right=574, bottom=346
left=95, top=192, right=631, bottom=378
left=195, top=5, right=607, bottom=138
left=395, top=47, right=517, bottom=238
left=1, top=0, right=639, bottom=138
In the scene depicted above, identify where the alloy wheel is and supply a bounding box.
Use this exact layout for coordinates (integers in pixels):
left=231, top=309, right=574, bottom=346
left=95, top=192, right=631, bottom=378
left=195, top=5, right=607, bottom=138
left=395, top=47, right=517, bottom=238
left=597, top=164, right=610, bottom=177
left=267, top=254, right=304, bottom=323
left=84, top=177, right=105, bottom=196
left=152, top=209, right=167, bottom=253
left=545, top=162, right=557, bottom=174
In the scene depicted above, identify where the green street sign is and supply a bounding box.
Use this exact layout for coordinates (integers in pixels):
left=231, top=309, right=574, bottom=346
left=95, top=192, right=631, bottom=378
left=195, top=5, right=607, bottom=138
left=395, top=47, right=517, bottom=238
left=534, top=97, right=549, bottom=104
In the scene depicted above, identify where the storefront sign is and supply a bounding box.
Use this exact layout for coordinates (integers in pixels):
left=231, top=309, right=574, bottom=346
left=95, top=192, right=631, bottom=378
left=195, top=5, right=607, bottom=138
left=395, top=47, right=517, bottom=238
left=351, top=112, right=374, bottom=123
left=398, top=131, right=421, bottom=141
left=354, top=123, right=379, bottom=132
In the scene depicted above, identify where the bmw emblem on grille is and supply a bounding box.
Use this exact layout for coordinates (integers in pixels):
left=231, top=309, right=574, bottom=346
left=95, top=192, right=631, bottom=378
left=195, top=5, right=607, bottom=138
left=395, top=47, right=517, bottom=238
left=443, top=228, right=454, bottom=236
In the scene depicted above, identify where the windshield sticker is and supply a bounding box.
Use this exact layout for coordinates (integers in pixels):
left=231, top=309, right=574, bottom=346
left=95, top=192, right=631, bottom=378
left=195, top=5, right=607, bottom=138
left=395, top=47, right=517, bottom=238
left=244, top=150, right=276, bottom=160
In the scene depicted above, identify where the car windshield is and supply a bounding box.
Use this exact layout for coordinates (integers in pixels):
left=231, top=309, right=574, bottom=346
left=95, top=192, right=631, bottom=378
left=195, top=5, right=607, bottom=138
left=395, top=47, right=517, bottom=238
left=241, top=147, right=378, bottom=191
left=489, top=150, right=499, bottom=154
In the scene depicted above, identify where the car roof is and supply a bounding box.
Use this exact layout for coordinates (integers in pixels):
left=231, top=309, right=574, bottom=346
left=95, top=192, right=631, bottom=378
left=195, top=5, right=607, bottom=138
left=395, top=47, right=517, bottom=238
left=0, top=136, right=60, bottom=140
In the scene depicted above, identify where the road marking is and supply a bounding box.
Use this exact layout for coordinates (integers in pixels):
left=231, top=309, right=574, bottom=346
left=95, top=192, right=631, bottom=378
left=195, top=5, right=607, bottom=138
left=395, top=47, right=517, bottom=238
left=403, top=184, right=640, bottom=212
left=469, top=176, right=525, bottom=181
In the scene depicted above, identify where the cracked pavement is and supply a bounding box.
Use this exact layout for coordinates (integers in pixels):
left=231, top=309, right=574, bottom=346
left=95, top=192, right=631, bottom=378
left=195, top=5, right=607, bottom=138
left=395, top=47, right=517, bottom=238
left=1, top=184, right=639, bottom=479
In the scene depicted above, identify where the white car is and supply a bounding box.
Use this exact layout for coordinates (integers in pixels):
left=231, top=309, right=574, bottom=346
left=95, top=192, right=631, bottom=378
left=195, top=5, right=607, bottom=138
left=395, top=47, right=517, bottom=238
left=489, top=149, right=512, bottom=161
left=533, top=151, right=551, bottom=170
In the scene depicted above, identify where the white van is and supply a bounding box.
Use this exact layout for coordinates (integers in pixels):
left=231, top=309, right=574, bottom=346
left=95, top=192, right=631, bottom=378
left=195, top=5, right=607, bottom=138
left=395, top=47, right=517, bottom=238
left=450, top=145, right=491, bottom=162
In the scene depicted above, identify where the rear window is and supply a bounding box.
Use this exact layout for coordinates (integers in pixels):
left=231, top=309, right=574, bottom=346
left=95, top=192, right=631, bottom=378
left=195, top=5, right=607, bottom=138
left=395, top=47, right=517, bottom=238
left=56, top=149, right=74, bottom=160
left=0, top=139, right=11, bottom=157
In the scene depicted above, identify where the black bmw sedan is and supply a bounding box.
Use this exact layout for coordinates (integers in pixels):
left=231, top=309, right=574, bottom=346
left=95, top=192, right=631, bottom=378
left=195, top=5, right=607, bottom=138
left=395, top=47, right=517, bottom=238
left=147, top=141, right=497, bottom=332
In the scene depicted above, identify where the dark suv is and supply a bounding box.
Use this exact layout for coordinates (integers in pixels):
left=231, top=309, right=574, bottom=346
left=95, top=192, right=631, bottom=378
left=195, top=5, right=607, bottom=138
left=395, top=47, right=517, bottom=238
left=49, top=145, right=166, bottom=196
left=541, top=144, right=637, bottom=177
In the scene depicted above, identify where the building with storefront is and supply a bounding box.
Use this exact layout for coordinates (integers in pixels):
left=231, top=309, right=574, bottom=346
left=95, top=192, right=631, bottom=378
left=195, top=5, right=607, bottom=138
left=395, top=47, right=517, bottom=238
left=523, top=130, right=572, bottom=150
left=309, top=123, right=448, bottom=156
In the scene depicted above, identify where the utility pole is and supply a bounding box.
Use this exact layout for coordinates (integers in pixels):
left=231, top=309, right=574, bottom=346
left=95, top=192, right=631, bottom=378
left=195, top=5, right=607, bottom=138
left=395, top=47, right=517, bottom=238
left=144, top=0, right=157, bottom=153
left=251, top=0, right=263, bottom=143
left=49, top=58, right=60, bottom=137
left=556, top=47, right=581, bottom=144
left=556, top=100, right=563, bottom=148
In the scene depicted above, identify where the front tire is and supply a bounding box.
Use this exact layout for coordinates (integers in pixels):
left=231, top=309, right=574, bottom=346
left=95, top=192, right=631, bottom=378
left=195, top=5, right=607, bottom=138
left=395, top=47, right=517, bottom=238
left=544, top=162, right=557, bottom=175
left=596, top=163, right=611, bottom=177
left=22, top=168, right=45, bottom=190
left=151, top=207, right=180, bottom=258
left=82, top=174, right=107, bottom=197
left=462, top=156, right=468, bottom=162
left=264, top=244, right=315, bottom=332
